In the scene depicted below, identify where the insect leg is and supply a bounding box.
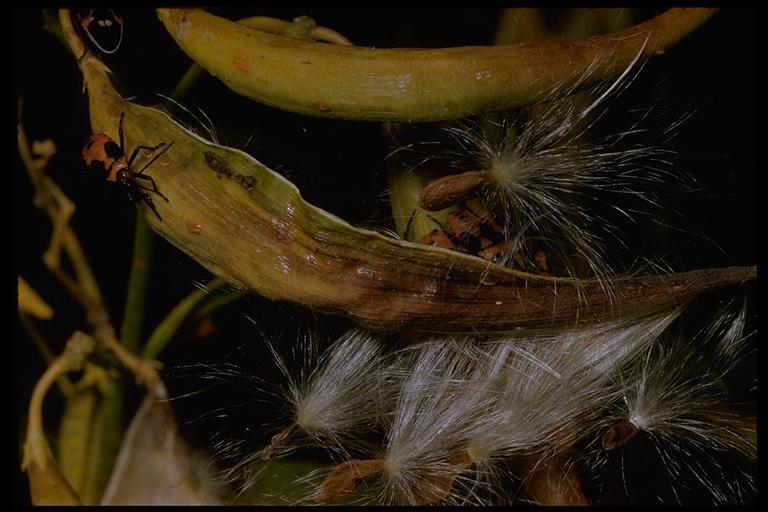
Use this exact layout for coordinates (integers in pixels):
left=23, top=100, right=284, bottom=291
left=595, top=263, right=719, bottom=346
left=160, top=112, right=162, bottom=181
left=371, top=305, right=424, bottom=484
left=133, top=141, right=174, bottom=175
left=127, top=142, right=168, bottom=168
left=132, top=173, right=169, bottom=202
left=127, top=187, right=162, bottom=221
left=118, top=112, right=126, bottom=150
left=402, top=208, right=417, bottom=239
left=143, top=194, right=162, bottom=221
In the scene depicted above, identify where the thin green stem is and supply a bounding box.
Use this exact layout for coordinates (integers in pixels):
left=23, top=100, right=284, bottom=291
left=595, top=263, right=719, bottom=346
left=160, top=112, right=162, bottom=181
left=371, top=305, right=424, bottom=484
left=193, top=289, right=250, bottom=320
left=387, top=163, right=451, bottom=243
left=170, top=63, right=205, bottom=102
left=120, top=212, right=154, bottom=353
left=142, top=278, right=228, bottom=359
left=82, top=377, right=124, bottom=504
left=42, top=10, right=69, bottom=52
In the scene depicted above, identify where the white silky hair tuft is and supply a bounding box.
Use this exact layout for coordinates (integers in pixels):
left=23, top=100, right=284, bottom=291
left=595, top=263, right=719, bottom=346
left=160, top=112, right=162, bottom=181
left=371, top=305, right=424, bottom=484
left=282, top=328, right=389, bottom=455
left=186, top=303, right=753, bottom=505
left=413, top=42, right=694, bottom=284
left=326, top=310, right=681, bottom=505
left=587, top=301, right=755, bottom=504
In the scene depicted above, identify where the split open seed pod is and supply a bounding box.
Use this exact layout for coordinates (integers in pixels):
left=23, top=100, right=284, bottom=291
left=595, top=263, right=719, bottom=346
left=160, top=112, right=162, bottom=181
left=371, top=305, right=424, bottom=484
left=60, top=9, right=754, bottom=333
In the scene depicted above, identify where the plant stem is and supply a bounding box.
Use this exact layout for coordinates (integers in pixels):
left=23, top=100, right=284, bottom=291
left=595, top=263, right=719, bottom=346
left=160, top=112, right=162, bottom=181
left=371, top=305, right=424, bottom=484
left=386, top=155, right=451, bottom=242
left=142, top=278, right=228, bottom=359
left=120, top=212, right=154, bottom=353
left=193, top=288, right=250, bottom=320
left=170, top=63, right=205, bottom=102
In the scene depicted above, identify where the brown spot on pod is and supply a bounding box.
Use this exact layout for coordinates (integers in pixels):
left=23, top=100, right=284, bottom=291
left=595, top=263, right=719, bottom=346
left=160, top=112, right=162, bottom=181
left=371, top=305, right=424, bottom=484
left=232, top=53, right=251, bottom=73
left=233, top=173, right=256, bottom=191
left=186, top=220, right=202, bottom=234
left=203, top=151, right=232, bottom=178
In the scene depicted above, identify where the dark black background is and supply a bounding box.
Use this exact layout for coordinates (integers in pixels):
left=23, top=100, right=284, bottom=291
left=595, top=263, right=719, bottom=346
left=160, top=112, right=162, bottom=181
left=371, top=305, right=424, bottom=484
left=12, top=7, right=757, bottom=505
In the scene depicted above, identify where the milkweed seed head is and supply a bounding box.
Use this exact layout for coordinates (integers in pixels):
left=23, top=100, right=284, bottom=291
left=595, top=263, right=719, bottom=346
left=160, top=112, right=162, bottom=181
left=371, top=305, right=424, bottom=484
left=282, top=329, right=389, bottom=456
left=229, top=327, right=390, bottom=470
left=182, top=302, right=752, bottom=505
left=169, top=328, right=389, bottom=494
left=588, top=301, right=756, bottom=504
left=413, top=45, right=693, bottom=283
left=323, top=310, right=681, bottom=505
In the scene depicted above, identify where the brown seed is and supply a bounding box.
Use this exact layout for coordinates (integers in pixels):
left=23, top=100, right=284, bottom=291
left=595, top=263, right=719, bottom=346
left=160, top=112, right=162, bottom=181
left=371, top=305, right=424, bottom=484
left=314, top=459, right=385, bottom=504
left=602, top=419, right=640, bottom=450
left=412, top=452, right=473, bottom=505
left=533, top=249, right=550, bottom=273
left=419, top=170, right=488, bottom=211
left=260, top=424, right=295, bottom=460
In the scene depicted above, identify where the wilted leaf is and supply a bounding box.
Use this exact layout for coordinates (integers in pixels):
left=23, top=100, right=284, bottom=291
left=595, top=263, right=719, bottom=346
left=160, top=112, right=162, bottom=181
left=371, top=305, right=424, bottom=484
left=100, top=382, right=223, bottom=505
left=24, top=456, right=82, bottom=505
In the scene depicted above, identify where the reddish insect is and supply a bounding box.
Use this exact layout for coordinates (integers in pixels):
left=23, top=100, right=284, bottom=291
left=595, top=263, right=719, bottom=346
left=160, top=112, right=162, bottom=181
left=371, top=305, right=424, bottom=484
left=419, top=228, right=457, bottom=250
left=82, top=113, right=173, bottom=220
left=415, top=198, right=552, bottom=274
left=74, top=8, right=124, bottom=56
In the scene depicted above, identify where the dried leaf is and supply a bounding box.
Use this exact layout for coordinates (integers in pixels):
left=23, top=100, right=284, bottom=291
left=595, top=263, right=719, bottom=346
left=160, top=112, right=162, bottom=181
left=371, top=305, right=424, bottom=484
left=24, top=457, right=82, bottom=505
left=100, top=383, right=222, bottom=505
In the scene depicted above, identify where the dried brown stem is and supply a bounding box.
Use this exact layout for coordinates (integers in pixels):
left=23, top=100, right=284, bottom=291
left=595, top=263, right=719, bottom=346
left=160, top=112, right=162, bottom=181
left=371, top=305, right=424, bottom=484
left=19, top=313, right=75, bottom=396
left=22, top=331, right=95, bottom=505
left=18, top=99, right=160, bottom=387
